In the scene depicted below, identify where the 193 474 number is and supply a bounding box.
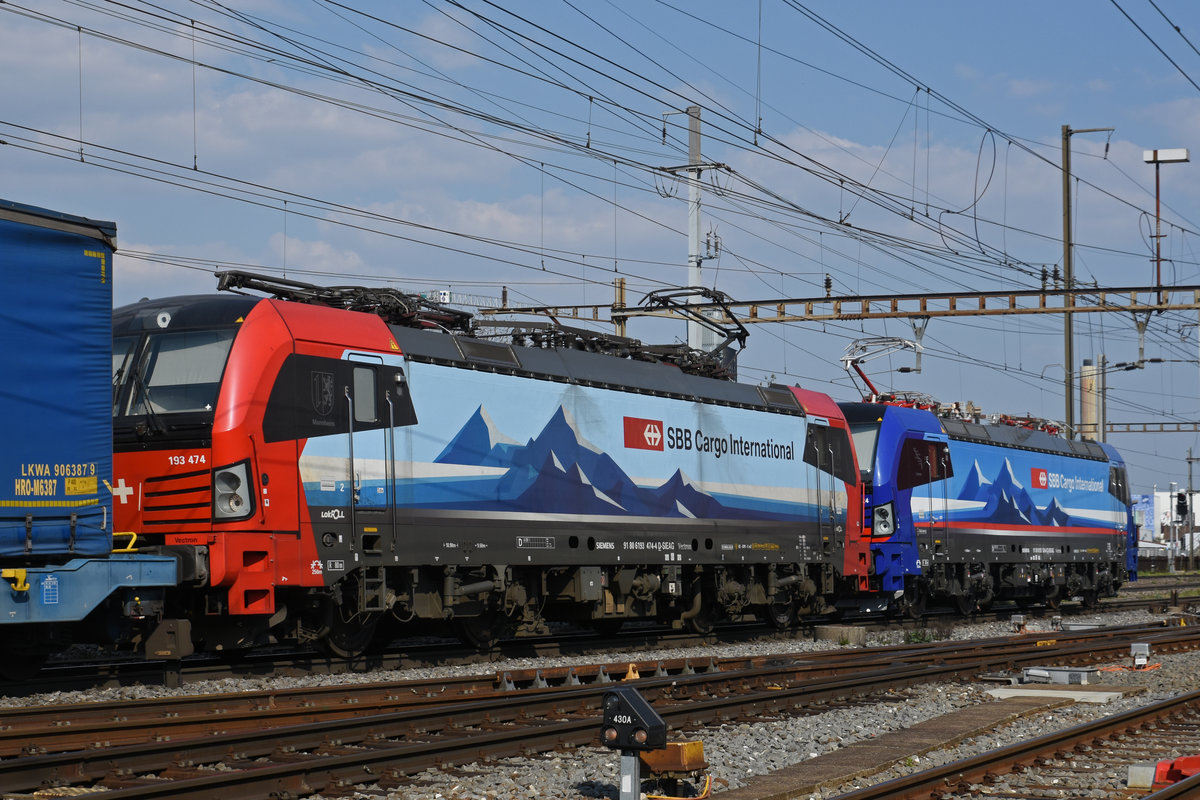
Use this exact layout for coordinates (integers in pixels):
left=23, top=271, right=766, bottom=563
left=168, top=454, right=207, bottom=466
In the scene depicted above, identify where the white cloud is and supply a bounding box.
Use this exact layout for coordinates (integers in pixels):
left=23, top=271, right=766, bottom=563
left=268, top=232, right=366, bottom=272
left=411, top=6, right=489, bottom=72
left=953, top=63, right=980, bottom=81
left=1007, top=78, right=1053, bottom=98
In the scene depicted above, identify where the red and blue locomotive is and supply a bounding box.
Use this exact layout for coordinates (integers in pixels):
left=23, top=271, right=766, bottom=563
left=110, top=271, right=871, bottom=654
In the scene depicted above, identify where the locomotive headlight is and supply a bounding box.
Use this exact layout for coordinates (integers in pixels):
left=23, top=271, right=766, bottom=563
left=873, top=502, right=895, bottom=537
left=215, top=471, right=241, bottom=493
left=213, top=460, right=254, bottom=521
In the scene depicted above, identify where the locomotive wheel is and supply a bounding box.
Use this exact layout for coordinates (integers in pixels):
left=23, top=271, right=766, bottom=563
left=682, top=576, right=718, bottom=635
left=682, top=592, right=718, bottom=635
left=1042, top=585, right=1063, bottom=610
left=324, top=610, right=382, bottom=658
left=761, top=599, right=797, bottom=629
left=952, top=592, right=975, bottom=616
left=897, top=587, right=927, bottom=619
left=686, top=607, right=715, bottom=635
left=454, top=609, right=517, bottom=650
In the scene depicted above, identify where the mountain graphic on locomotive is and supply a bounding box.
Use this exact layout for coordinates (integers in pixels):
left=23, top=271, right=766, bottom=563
left=2, top=199, right=1136, bottom=673
left=840, top=402, right=1136, bottom=617
left=110, top=270, right=870, bottom=655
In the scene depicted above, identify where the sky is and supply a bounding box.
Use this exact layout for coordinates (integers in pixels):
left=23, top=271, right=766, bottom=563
left=3, top=0, right=1200, bottom=498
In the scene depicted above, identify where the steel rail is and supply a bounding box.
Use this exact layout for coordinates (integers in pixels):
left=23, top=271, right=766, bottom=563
left=4, top=594, right=1173, bottom=697
left=1, top=625, right=1197, bottom=799
left=1145, top=770, right=1200, bottom=799
left=829, top=689, right=1200, bottom=800
left=0, top=621, right=1193, bottom=758
left=0, top=621, right=1188, bottom=756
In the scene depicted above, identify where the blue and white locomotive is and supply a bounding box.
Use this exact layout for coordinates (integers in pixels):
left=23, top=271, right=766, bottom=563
left=841, top=401, right=1136, bottom=615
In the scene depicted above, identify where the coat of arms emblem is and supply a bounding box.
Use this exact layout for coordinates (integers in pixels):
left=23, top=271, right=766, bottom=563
left=311, top=371, right=335, bottom=416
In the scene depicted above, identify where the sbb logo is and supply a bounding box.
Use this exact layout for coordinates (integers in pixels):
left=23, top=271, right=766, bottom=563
left=667, top=427, right=691, bottom=450
left=1031, top=468, right=1049, bottom=490
left=623, top=416, right=664, bottom=451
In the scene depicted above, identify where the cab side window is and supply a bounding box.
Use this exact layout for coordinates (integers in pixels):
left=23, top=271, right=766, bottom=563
left=897, top=439, right=952, bottom=491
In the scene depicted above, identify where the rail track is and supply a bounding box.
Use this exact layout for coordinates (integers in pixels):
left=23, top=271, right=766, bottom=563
left=5, top=593, right=1182, bottom=698
left=831, top=689, right=1200, bottom=799
left=0, top=620, right=1196, bottom=799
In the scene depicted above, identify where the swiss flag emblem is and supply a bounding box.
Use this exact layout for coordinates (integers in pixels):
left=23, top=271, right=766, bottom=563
left=624, top=416, right=664, bottom=451
left=1031, top=468, right=1048, bottom=489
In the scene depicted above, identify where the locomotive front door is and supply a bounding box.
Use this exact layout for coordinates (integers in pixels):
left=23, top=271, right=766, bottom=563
left=801, top=418, right=855, bottom=553
left=343, top=356, right=417, bottom=544
left=343, top=354, right=418, bottom=617
left=898, top=434, right=952, bottom=569
left=346, top=359, right=383, bottom=512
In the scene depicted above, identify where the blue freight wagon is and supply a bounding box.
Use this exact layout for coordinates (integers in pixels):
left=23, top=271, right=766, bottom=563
left=1, top=199, right=116, bottom=558
left=0, top=200, right=178, bottom=675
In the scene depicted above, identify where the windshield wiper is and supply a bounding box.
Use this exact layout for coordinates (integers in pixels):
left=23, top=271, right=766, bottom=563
left=112, top=341, right=135, bottom=411
left=127, top=356, right=168, bottom=438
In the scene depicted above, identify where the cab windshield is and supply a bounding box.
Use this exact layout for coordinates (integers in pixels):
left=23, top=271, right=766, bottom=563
left=848, top=422, right=880, bottom=477
left=113, top=328, right=237, bottom=417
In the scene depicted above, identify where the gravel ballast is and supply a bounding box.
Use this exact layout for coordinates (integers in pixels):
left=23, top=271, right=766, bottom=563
left=2, top=609, right=1195, bottom=800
